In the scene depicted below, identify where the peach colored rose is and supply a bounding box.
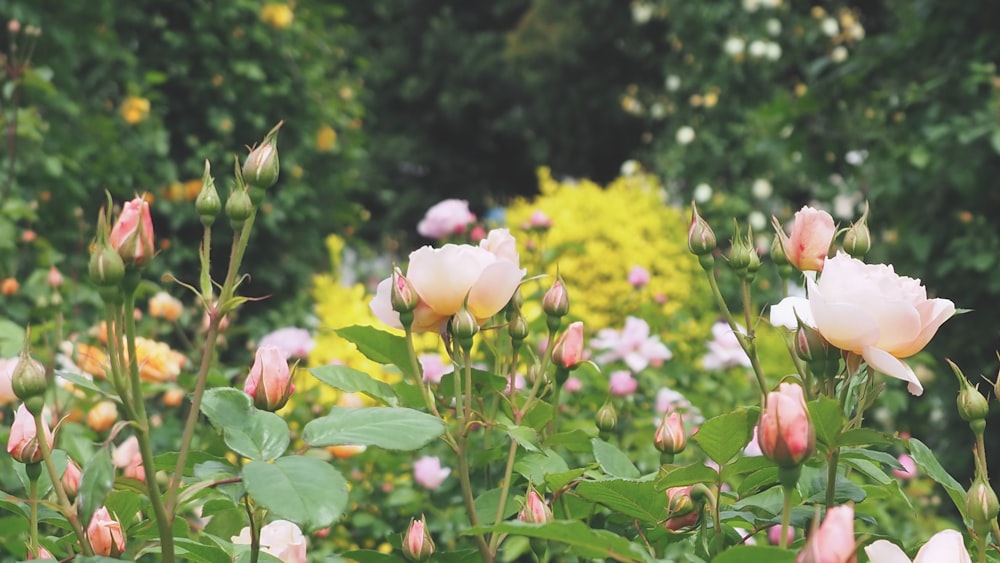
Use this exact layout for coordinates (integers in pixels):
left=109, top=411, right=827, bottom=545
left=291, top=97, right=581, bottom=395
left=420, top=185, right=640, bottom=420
left=7, top=404, right=53, bottom=463
left=807, top=253, right=954, bottom=396
left=759, top=382, right=815, bottom=467
left=87, top=506, right=126, bottom=557
left=797, top=505, right=856, bottom=563
left=774, top=206, right=836, bottom=271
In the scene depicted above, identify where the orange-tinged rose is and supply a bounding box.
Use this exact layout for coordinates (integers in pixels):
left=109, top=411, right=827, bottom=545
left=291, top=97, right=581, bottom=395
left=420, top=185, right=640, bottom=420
left=149, top=291, right=183, bottom=322
left=87, top=400, right=118, bottom=433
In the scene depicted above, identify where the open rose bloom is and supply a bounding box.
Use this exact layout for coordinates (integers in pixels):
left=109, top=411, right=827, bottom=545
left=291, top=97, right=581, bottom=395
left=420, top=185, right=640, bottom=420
left=865, top=529, right=971, bottom=563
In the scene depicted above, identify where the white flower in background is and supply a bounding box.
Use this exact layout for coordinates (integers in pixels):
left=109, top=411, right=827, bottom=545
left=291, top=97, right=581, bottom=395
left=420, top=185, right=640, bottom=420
left=620, top=160, right=640, bottom=176
left=766, top=18, right=782, bottom=36
left=847, top=23, right=866, bottom=40
left=748, top=40, right=767, bottom=58
left=676, top=126, right=695, bottom=145
left=693, top=183, right=713, bottom=203
left=845, top=150, right=868, bottom=166
left=631, top=2, right=654, bottom=24
left=759, top=0, right=781, bottom=7
left=751, top=178, right=773, bottom=199
left=649, top=103, right=666, bottom=119
left=865, top=529, right=971, bottom=563
left=665, top=74, right=681, bottom=92
left=764, top=41, right=782, bottom=61
left=742, top=0, right=760, bottom=12
left=821, top=17, right=840, bottom=37
left=724, top=37, right=746, bottom=57
left=591, top=316, right=673, bottom=373
left=748, top=211, right=767, bottom=231
left=831, top=46, right=848, bottom=63
left=833, top=192, right=863, bottom=220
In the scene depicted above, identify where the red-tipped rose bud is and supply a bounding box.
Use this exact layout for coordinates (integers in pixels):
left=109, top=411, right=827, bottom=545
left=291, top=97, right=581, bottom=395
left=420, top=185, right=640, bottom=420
left=551, top=321, right=584, bottom=370
left=771, top=206, right=835, bottom=272
left=687, top=202, right=717, bottom=257
left=519, top=489, right=553, bottom=524
left=242, top=121, right=282, bottom=191
left=402, top=516, right=435, bottom=561
left=6, top=404, right=53, bottom=464
left=759, top=383, right=815, bottom=467
left=109, top=197, right=155, bottom=267
left=655, top=412, right=687, bottom=456
left=244, top=346, right=294, bottom=412
left=390, top=267, right=420, bottom=314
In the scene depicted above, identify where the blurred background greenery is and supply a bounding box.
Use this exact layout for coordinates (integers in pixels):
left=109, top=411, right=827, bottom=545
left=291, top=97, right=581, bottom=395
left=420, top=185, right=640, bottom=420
left=1, top=0, right=999, bottom=494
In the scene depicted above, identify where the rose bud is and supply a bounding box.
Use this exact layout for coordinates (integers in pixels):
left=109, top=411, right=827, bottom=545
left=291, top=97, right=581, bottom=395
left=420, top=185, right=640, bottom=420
left=518, top=489, right=553, bottom=524
left=7, top=404, right=53, bottom=464
left=244, top=346, right=294, bottom=412
left=759, top=383, right=815, bottom=467
left=402, top=516, right=435, bottom=561
left=87, top=506, right=126, bottom=557
left=109, top=196, right=155, bottom=267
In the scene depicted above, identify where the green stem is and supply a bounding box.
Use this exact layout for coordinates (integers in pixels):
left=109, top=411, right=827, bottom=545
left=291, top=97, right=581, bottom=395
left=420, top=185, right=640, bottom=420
left=28, top=467, right=39, bottom=557
left=825, top=449, right=840, bottom=509
left=978, top=536, right=986, bottom=563
left=244, top=496, right=260, bottom=563
left=33, top=412, right=93, bottom=556
left=488, top=440, right=519, bottom=553
left=779, top=485, right=793, bottom=549
left=455, top=343, right=491, bottom=562
left=703, top=267, right=768, bottom=398
left=122, top=289, right=174, bottom=563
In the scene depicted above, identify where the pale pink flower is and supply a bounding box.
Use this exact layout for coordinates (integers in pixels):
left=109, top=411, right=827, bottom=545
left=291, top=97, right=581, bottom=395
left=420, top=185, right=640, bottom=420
left=7, top=404, right=53, bottom=464
left=759, top=383, right=815, bottom=467
left=796, top=505, right=856, bottom=563
left=109, top=196, right=155, bottom=266
left=865, top=529, right=970, bottom=563
left=525, top=210, right=552, bottom=229
left=244, top=345, right=294, bottom=412
left=701, top=321, right=751, bottom=370
left=370, top=231, right=525, bottom=333
left=113, top=436, right=145, bottom=482
left=744, top=426, right=763, bottom=457
left=628, top=265, right=650, bottom=288
left=413, top=456, right=451, bottom=490
left=504, top=374, right=526, bottom=395
left=591, top=316, right=672, bottom=372
left=0, top=357, right=17, bottom=406
left=87, top=506, right=126, bottom=557
left=563, top=376, right=583, bottom=393
left=609, top=370, right=638, bottom=396
left=769, top=524, right=795, bottom=545
left=418, top=354, right=452, bottom=384
left=892, top=454, right=918, bottom=480
left=258, top=327, right=315, bottom=359
left=232, top=520, right=307, bottom=563
left=417, top=199, right=476, bottom=239
left=773, top=205, right=835, bottom=272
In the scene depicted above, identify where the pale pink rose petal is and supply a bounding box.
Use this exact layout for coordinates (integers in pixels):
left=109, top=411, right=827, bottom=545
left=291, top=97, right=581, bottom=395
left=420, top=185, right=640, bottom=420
left=867, top=300, right=922, bottom=354
left=862, top=345, right=923, bottom=396
left=769, top=296, right=813, bottom=330
left=466, top=261, right=524, bottom=321
left=407, top=246, right=490, bottom=316
left=913, top=529, right=971, bottom=563
left=901, top=299, right=957, bottom=358
left=864, top=539, right=911, bottom=563
left=808, top=280, right=881, bottom=352
left=370, top=278, right=402, bottom=329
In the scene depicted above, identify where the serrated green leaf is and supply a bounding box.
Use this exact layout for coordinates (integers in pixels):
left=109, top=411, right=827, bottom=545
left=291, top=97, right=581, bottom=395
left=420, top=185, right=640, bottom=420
left=808, top=396, right=843, bottom=448
left=576, top=479, right=667, bottom=522
left=303, top=407, right=445, bottom=450
left=335, top=325, right=415, bottom=379
left=712, top=545, right=796, bottom=563
left=691, top=409, right=756, bottom=465
left=243, top=457, right=348, bottom=531
left=504, top=425, right=541, bottom=452
left=200, top=388, right=290, bottom=460
left=309, top=364, right=398, bottom=406
left=656, top=463, right=719, bottom=491
left=514, top=451, right=570, bottom=486
left=591, top=439, right=640, bottom=479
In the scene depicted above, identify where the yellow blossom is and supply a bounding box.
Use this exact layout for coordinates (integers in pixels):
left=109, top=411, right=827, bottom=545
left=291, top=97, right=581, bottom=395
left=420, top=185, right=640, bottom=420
left=149, top=291, right=184, bottom=322
left=260, top=3, right=294, bottom=29
left=120, top=96, right=150, bottom=124
left=316, top=125, right=338, bottom=151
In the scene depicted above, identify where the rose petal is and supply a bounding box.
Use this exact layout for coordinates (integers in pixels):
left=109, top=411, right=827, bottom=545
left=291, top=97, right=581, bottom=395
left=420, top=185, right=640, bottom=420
left=913, top=529, right=971, bottom=563
left=809, top=287, right=881, bottom=352
left=864, top=539, right=913, bottom=563
left=862, top=345, right=923, bottom=396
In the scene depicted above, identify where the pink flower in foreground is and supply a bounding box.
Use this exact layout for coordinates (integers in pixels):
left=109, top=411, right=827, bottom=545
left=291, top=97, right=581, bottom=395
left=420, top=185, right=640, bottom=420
left=773, top=205, right=835, bottom=272
left=759, top=383, right=815, bottom=467
left=109, top=196, right=155, bottom=267
left=87, top=506, right=126, bottom=557
left=418, top=354, right=453, bottom=384
left=865, top=529, right=970, bottom=563
left=370, top=229, right=525, bottom=333
left=244, top=346, right=294, bottom=412
left=519, top=489, right=553, bottom=523
left=591, top=316, right=672, bottom=372
left=413, top=456, right=451, bottom=490
left=892, top=454, right=918, bottom=480
left=609, top=370, right=638, bottom=397
left=232, top=520, right=307, bottom=563
left=7, top=404, right=53, bottom=464
left=628, top=265, right=651, bottom=288
left=417, top=199, right=476, bottom=239
left=258, top=327, right=315, bottom=359
left=402, top=516, right=435, bottom=561
left=796, top=505, right=856, bottom=563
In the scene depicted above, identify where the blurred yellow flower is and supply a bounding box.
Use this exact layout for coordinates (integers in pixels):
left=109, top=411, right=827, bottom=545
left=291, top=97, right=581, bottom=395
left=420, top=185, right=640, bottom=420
left=316, top=125, right=338, bottom=151
left=149, top=291, right=184, bottom=322
left=72, top=337, right=186, bottom=383
left=120, top=96, right=150, bottom=124
left=260, top=3, right=294, bottom=29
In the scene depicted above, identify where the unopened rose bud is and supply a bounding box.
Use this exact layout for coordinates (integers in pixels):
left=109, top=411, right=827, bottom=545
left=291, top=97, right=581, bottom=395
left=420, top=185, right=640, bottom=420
left=728, top=229, right=755, bottom=272
left=87, top=506, right=126, bottom=557
left=450, top=305, right=479, bottom=343
left=655, top=412, right=687, bottom=456
left=843, top=204, right=872, bottom=259
left=12, top=347, right=47, bottom=401
left=664, top=486, right=699, bottom=530
left=196, top=160, right=222, bottom=226
left=950, top=360, right=990, bottom=433
left=759, top=383, right=815, bottom=467
left=519, top=488, right=553, bottom=524
left=772, top=206, right=835, bottom=272
left=390, top=267, right=420, bottom=315
left=48, top=266, right=64, bottom=289
left=90, top=207, right=126, bottom=288
left=596, top=400, right=617, bottom=431
left=508, top=312, right=529, bottom=344
left=242, top=121, right=282, bottom=191
left=551, top=321, right=584, bottom=371
left=6, top=404, right=53, bottom=464
left=542, top=278, right=570, bottom=318
left=244, top=346, right=294, bottom=412
left=966, top=473, right=1000, bottom=536
left=225, top=187, right=253, bottom=231
left=794, top=317, right=840, bottom=379
left=687, top=202, right=717, bottom=259
left=770, top=234, right=789, bottom=267
left=62, top=457, right=82, bottom=497
left=402, top=516, right=435, bottom=561
left=109, top=196, right=155, bottom=267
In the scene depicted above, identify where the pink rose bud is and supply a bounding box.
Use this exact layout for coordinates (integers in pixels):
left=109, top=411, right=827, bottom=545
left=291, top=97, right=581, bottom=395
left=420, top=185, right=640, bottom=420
left=62, top=458, right=83, bottom=497
left=519, top=489, right=553, bottom=524
left=109, top=196, right=155, bottom=267
left=542, top=278, right=570, bottom=318
left=402, top=516, right=435, bottom=561
left=687, top=202, right=717, bottom=257
left=113, top=436, right=146, bottom=482
left=551, top=321, right=584, bottom=370
left=892, top=454, right=918, bottom=480
left=242, top=122, right=282, bottom=191
left=7, top=403, right=53, bottom=464
left=413, top=456, right=451, bottom=490
left=244, top=346, right=294, bottom=412
left=87, top=506, right=126, bottom=557
left=772, top=205, right=835, bottom=272
left=655, top=412, right=687, bottom=455
left=608, top=370, right=638, bottom=397
left=47, top=266, right=64, bottom=288
left=527, top=210, right=552, bottom=230
left=768, top=524, right=795, bottom=546
left=796, top=504, right=856, bottom=563
left=759, top=383, right=815, bottom=467
left=664, top=486, right=699, bottom=530
left=563, top=376, right=583, bottom=393
left=27, top=546, right=53, bottom=560
left=628, top=265, right=651, bottom=288
left=390, top=267, right=420, bottom=314
left=842, top=204, right=871, bottom=259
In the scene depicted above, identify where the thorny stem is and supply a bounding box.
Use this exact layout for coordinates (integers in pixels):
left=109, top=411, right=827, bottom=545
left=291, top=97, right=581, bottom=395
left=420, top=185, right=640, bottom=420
left=33, top=412, right=93, bottom=556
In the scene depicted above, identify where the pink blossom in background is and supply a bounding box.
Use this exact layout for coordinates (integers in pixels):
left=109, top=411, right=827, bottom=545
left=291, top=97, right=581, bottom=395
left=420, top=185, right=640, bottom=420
left=563, top=376, right=583, bottom=393
left=0, top=357, right=17, bottom=406
left=113, top=436, right=146, bottom=482
left=768, top=524, right=794, bottom=546
left=609, top=371, right=638, bottom=396
left=656, top=387, right=688, bottom=414
left=744, top=426, right=763, bottom=457
left=701, top=321, right=751, bottom=370
left=417, top=199, right=476, bottom=239
left=418, top=354, right=453, bottom=384
left=469, top=224, right=486, bottom=242
left=892, top=454, right=918, bottom=479
left=523, top=209, right=552, bottom=229
left=259, top=327, right=315, bottom=359
left=413, top=456, right=451, bottom=490
left=628, top=265, right=650, bottom=288
left=504, top=374, right=526, bottom=395
left=591, top=316, right=672, bottom=372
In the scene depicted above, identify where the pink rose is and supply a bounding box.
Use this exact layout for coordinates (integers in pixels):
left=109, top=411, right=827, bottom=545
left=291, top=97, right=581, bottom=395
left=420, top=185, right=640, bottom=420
left=109, top=196, right=155, bottom=266
left=418, top=354, right=452, bottom=384
left=628, top=265, right=650, bottom=288
left=806, top=252, right=955, bottom=396
left=796, top=505, right=856, bottom=563
left=258, top=327, right=315, bottom=360
left=773, top=205, right=835, bottom=271
left=759, top=383, right=815, bottom=467
left=563, top=376, right=583, bottom=393
left=370, top=231, right=525, bottom=333
left=519, top=489, right=553, bottom=523
left=87, top=506, right=126, bottom=557
left=417, top=199, right=476, bottom=239
left=232, top=519, right=307, bottom=563
left=552, top=321, right=585, bottom=370
left=865, top=529, right=970, bottom=563
left=892, top=454, right=918, bottom=480
left=244, top=346, right=294, bottom=412
left=413, top=456, right=451, bottom=490
left=608, top=370, right=638, bottom=396
left=0, top=357, right=17, bottom=406
left=7, top=404, right=53, bottom=464
left=402, top=516, right=435, bottom=560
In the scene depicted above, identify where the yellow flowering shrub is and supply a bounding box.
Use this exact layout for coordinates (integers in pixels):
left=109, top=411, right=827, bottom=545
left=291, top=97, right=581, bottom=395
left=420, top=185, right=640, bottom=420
left=506, top=167, right=717, bottom=363
left=260, top=3, right=294, bottom=29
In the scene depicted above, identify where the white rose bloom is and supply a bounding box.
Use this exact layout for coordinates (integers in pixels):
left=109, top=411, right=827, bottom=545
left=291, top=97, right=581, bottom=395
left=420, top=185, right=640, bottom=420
left=748, top=40, right=767, bottom=58
left=693, top=183, right=713, bottom=203
left=831, top=46, right=848, bottom=63
left=766, top=18, right=782, bottom=36
left=665, top=74, right=681, bottom=92
left=724, top=37, right=746, bottom=56
left=821, top=17, right=840, bottom=36
left=751, top=178, right=773, bottom=199
left=765, top=41, right=782, bottom=61
left=676, top=126, right=695, bottom=145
